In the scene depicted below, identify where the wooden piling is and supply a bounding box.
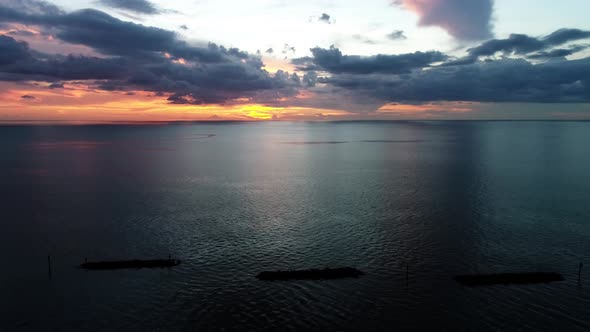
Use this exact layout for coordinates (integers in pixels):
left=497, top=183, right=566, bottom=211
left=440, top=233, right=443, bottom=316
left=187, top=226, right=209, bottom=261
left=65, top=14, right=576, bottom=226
left=406, top=263, right=409, bottom=285
left=579, top=262, right=583, bottom=282
left=47, top=255, right=52, bottom=279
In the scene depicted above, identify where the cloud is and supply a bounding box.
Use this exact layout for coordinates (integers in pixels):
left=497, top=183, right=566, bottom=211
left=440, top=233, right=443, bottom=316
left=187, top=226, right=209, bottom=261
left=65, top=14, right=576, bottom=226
left=0, top=4, right=301, bottom=105
left=0, top=35, right=31, bottom=65
left=294, top=46, right=447, bottom=74
left=468, top=34, right=545, bottom=57
left=352, top=34, right=377, bottom=45
left=0, top=5, right=237, bottom=62
left=467, top=29, right=590, bottom=58
left=48, top=82, right=64, bottom=88
left=0, top=49, right=130, bottom=82
left=544, top=28, right=590, bottom=46
left=302, top=71, right=317, bottom=87
left=282, top=44, right=296, bottom=55
left=20, top=94, right=36, bottom=100
left=0, top=6, right=174, bottom=54
left=315, top=56, right=590, bottom=104
left=394, top=0, right=494, bottom=40
left=3, top=0, right=589, bottom=115
left=387, top=30, right=406, bottom=40
left=442, top=29, right=590, bottom=66
left=527, top=45, right=590, bottom=60
left=97, top=0, right=160, bottom=15
left=318, top=13, right=332, bottom=24
left=0, top=35, right=299, bottom=103
left=292, top=34, right=590, bottom=106
left=1, top=0, right=63, bottom=16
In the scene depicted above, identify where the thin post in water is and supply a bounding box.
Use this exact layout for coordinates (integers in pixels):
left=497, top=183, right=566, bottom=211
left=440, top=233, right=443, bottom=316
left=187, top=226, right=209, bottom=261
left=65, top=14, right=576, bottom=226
left=47, top=255, right=52, bottom=279
left=579, top=262, right=583, bottom=282
left=406, top=263, right=409, bottom=285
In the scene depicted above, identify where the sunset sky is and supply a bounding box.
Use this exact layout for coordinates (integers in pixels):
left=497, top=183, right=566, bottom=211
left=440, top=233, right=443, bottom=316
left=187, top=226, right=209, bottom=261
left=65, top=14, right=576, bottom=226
left=1, top=0, right=589, bottom=121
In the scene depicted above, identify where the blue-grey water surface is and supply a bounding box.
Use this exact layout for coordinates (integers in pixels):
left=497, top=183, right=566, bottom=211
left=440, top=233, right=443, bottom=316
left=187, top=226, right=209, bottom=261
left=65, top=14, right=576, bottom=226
left=0, top=121, right=589, bottom=331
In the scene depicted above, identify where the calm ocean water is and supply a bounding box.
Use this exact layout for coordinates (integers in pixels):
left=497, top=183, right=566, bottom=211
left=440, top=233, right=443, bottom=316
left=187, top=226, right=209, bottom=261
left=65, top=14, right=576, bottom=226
left=0, top=121, right=589, bottom=331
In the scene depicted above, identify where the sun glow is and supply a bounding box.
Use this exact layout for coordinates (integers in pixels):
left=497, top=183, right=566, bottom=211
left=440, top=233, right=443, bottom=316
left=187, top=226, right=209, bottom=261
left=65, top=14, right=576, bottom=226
left=0, top=82, right=351, bottom=122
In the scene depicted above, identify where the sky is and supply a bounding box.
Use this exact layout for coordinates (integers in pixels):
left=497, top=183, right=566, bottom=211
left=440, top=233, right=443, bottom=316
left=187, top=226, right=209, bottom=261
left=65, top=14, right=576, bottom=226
left=0, top=0, right=589, bottom=122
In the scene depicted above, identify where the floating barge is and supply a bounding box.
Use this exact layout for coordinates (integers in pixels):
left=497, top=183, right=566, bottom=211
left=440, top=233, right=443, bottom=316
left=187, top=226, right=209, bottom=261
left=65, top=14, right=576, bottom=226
left=256, top=267, right=364, bottom=281
left=454, top=272, right=564, bottom=286
left=80, top=258, right=181, bottom=270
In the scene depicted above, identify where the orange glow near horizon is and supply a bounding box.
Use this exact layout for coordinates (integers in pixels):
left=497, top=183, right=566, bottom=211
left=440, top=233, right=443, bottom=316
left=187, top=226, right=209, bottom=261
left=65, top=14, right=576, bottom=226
left=0, top=81, right=480, bottom=123
left=377, top=102, right=475, bottom=117
left=0, top=82, right=352, bottom=122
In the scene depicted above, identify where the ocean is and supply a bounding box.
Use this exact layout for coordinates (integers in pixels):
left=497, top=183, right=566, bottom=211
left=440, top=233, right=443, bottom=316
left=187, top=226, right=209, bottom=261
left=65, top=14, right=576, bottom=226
left=1, top=121, right=589, bottom=331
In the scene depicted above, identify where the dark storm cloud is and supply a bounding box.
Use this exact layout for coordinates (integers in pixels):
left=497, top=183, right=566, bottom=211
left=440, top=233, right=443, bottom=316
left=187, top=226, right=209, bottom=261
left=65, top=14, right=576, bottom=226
left=394, top=0, right=494, bottom=40
left=293, top=30, right=590, bottom=105
left=442, top=29, right=590, bottom=67
left=294, top=46, right=447, bottom=74
left=468, top=29, right=590, bottom=58
left=527, top=45, right=590, bottom=60
left=97, top=0, right=160, bottom=15
left=468, top=34, right=545, bottom=57
left=0, top=4, right=248, bottom=63
left=2, top=0, right=64, bottom=16
left=0, top=45, right=130, bottom=82
left=386, top=30, right=406, bottom=40
left=55, top=10, right=178, bottom=56
left=320, top=57, right=590, bottom=103
left=0, top=3, right=301, bottom=104
left=544, top=28, right=590, bottom=46
left=0, top=34, right=300, bottom=103
left=21, top=48, right=292, bottom=103
left=0, top=35, right=31, bottom=65
left=302, top=71, right=318, bottom=87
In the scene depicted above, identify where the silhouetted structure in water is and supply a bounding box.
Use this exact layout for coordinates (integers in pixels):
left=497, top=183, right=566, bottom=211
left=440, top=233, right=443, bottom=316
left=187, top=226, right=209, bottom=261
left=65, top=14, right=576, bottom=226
left=80, top=258, right=181, bottom=270
left=454, top=272, right=564, bottom=286
left=257, top=267, right=364, bottom=281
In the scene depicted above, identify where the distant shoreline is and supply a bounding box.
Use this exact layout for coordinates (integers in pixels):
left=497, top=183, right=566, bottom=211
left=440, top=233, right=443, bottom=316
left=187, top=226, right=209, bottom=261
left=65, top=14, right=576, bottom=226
left=1, top=119, right=590, bottom=126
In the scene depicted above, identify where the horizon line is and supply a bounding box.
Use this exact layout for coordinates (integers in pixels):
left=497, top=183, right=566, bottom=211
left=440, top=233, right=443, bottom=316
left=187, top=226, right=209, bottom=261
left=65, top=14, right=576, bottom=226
left=1, top=119, right=590, bottom=125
